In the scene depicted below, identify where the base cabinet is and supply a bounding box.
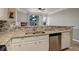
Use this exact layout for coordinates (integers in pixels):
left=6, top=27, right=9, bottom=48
left=7, top=35, right=49, bottom=51
left=6, top=31, right=71, bottom=51
left=61, top=31, right=71, bottom=49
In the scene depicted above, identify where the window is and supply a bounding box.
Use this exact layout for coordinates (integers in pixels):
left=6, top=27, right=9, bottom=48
left=43, top=16, right=47, bottom=25
left=29, top=15, right=39, bottom=26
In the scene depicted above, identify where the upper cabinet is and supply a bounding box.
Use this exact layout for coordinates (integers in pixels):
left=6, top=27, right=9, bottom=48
left=0, top=8, right=8, bottom=20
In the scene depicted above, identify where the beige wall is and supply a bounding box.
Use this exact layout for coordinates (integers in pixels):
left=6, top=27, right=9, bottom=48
left=17, top=11, right=28, bottom=22
left=48, top=8, right=79, bottom=26
left=17, top=11, right=47, bottom=26
left=48, top=8, right=79, bottom=41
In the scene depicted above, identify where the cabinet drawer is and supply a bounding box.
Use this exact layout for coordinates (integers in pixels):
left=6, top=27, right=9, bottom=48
left=23, top=37, right=37, bottom=42
left=12, top=43, right=21, bottom=48
left=21, top=35, right=49, bottom=42
left=7, top=35, right=49, bottom=51
left=11, top=38, right=23, bottom=43
left=21, top=41, right=38, bottom=51
left=36, top=40, right=49, bottom=51
left=37, top=35, right=49, bottom=40
left=7, top=43, right=22, bottom=51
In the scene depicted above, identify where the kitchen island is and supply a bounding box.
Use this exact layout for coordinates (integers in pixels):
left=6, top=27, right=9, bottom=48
left=0, top=26, right=72, bottom=51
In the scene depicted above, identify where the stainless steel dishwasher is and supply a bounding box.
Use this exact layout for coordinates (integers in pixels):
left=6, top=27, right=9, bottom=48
left=49, top=33, right=61, bottom=51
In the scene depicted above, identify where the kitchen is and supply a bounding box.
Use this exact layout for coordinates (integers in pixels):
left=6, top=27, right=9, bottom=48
left=0, top=8, right=79, bottom=51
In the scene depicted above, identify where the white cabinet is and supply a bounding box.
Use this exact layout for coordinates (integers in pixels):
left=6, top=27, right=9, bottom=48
left=22, top=35, right=49, bottom=51
left=0, top=8, right=8, bottom=20
left=7, top=35, right=49, bottom=51
left=34, top=35, right=49, bottom=51
left=21, top=36, right=37, bottom=51
left=61, top=31, right=71, bottom=49
left=7, top=38, right=23, bottom=51
left=36, top=39, right=49, bottom=51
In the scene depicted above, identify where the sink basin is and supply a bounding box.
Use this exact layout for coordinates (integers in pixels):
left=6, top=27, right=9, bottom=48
left=32, top=31, right=45, bottom=34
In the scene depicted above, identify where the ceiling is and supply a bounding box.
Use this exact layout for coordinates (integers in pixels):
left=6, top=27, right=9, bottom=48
left=18, top=8, right=67, bottom=15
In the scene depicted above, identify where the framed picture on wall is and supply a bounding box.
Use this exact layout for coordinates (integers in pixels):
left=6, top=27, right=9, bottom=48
left=9, top=12, right=15, bottom=19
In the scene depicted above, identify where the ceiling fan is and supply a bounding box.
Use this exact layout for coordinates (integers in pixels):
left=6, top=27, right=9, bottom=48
left=38, top=8, right=46, bottom=11
left=37, top=8, right=47, bottom=13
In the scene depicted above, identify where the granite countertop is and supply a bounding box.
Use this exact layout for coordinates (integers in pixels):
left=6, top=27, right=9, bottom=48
left=0, top=29, right=71, bottom=45
left=12, top=29, right=71, bottom=38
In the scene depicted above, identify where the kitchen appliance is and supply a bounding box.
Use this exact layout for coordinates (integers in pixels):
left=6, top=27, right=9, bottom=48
left=49, top=33, right=61, bottom=51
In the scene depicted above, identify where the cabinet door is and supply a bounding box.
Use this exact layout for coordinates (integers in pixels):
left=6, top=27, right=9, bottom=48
left=12, top=38, right=23, bottom=44
left=21, top=41, right=38, bottom=51
left=7, top=38, right=23, bottom=51
left=21, top=37, right=37, bottom=51
left=21, top=35, right=49, bottom=51
left=23, top=36, right=37, bottom=42
left=7, top=41, right=22, bottom=51
left=36, top=35, right=49, bottom=51
left=0, top=8, right=8, bottom=20
left=37, top=40, right=49, bottom=51
left=7, top=35, right=49, bottom=51
left=10, top=43, right=22, bottom=51
left=61, top=31, right=71, bottom=49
